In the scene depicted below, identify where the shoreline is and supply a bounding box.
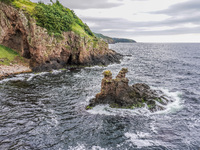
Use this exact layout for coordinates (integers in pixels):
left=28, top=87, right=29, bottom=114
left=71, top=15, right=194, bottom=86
left=0, top=64, right=32, bottom=80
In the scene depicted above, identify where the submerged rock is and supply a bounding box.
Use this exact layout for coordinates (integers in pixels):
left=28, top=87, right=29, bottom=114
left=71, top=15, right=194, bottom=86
left=86, top=68, right=173, bottom=112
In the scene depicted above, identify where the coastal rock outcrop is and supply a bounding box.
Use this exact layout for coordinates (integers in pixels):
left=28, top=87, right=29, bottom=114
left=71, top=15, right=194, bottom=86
left=87, top=68, right=173, bottom=112
left=0, top=2, right=122, bottom=71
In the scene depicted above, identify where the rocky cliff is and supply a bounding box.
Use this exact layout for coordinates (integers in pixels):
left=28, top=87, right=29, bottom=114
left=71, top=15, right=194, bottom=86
left=0, top=2, right=122, bottom=71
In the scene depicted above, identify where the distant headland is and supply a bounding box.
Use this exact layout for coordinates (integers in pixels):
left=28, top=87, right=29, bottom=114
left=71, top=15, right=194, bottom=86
left=94, top=33, right=136, bottom=44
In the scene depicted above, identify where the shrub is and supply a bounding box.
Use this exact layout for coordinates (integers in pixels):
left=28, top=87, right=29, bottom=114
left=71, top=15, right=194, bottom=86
left=0, top=0, right=14, bottom=4
left=33, top=0, right=74, bottom=35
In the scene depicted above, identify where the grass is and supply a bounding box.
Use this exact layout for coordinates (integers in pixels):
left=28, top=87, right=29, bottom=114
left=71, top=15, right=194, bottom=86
left=12, top=0, right=37, bottom=14
left=11, top=0, right=96, bottom=41
left=72, top=24, right=93, bottom=40
left=0, top=44, right=26, bottom=65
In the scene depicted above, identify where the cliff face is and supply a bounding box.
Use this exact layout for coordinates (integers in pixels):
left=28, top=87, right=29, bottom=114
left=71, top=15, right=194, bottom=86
left=0, top=2, right=122, bottom=71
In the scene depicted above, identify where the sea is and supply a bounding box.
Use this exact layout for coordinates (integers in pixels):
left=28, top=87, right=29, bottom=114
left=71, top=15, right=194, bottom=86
left=0, top=43, right=200, bottom=150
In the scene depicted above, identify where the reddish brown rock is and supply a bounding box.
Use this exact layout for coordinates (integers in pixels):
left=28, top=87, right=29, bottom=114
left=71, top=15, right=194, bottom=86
left=87, top=68, right=173, bottom=112
left=0, top=2, right=122, bottom=72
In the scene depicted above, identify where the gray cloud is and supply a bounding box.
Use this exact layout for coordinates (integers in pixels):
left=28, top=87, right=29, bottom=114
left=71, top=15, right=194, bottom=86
left=152, top=0, right=200, bottom=15
left=98, top=26, right=200, bottom=38
left=61, top=0, right=123, bottom=9
left=30, top=0, right=123, bottom=9
left=30, top=0, right=200, bottom=39
left=81, top=14, right=200, bottom=37
left=81, top=0, right=200, bottom=37
left=82, top=14, right=200, bottom=29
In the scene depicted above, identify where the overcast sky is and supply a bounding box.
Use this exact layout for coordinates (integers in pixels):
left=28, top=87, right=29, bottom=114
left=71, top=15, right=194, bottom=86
left=31, top=0, right=200, bottom=43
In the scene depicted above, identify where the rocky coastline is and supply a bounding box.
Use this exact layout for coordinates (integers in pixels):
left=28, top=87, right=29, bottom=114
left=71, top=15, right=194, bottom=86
left=0, top=2, right=122, bottom=72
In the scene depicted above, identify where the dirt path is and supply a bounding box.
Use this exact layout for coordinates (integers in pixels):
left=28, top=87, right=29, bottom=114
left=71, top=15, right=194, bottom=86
left=0, top=64, right=32, bottom=79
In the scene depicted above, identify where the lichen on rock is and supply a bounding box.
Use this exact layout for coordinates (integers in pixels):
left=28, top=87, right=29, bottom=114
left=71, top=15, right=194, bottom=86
left=86, top=68, right=173, bottom=112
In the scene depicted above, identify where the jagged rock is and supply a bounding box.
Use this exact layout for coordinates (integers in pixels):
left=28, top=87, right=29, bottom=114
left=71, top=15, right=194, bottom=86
left=87, top=68, right=173, bottom=112
left=0, top=2, right=122, bottom=72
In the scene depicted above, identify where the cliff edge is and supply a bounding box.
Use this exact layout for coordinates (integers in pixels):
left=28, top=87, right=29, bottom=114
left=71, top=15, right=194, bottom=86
left=0, top=1, right=122, bottom=72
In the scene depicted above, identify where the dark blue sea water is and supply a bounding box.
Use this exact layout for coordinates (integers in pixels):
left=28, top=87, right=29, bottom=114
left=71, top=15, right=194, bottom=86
left=0, top=43, right=200, bottom=150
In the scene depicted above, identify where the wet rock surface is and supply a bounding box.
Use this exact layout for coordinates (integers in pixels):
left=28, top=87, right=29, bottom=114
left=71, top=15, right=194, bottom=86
left=87, top=68, right=173, bottom=112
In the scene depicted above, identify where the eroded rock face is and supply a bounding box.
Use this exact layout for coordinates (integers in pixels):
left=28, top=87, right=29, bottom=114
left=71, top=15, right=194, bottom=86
left=87, top=68, right=173, bottom=112
left=0, top=2, right=122, bottom=71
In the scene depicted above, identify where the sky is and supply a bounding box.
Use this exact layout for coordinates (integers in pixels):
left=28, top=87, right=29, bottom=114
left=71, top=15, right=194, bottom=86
left=31, top=0, right=200, bottom=43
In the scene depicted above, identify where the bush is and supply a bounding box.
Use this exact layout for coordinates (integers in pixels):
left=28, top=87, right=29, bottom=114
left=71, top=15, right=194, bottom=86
left=0, top=0, right=14, bottom=4
left=3, top=0, right=94, bottom=38
left=33, top=0, right=74, bottom=35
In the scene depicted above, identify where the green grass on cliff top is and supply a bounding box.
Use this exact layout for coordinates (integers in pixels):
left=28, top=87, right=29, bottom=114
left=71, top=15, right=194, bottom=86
left=12, top=0, right=37, bottom=13
left=8, top=0, right=95, bottom=39
left=0, top=45, right=20, bottom=65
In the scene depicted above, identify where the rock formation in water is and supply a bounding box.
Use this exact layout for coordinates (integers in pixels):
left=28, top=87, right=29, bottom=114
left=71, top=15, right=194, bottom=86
left=0, top=2, right=122, bottom=72
left=87, top=68, right=173, bottom=112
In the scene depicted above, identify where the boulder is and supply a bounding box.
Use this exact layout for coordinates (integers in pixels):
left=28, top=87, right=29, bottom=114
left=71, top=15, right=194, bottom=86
left=87, top=68, right=173, bottom=112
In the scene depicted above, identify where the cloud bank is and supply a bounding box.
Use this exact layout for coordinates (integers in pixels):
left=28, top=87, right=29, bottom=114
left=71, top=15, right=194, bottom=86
left=30, top=0, right=200, bottom=42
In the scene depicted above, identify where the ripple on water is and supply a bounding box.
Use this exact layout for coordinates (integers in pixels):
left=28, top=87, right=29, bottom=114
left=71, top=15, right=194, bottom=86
left=0, top=43, right=200, bottom=149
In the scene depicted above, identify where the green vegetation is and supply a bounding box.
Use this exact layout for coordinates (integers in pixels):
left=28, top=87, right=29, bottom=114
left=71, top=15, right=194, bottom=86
left=0, top=0, right=14, bottom=4
left=86, top=105, right=93, bottom=110
left=11, top=0, right=37, bottom=14
left=1, top=0, right=95, bottom=39
left=21, top=0, right=93, bottom=38
left=147, top=104, right=155, bottom=109
left=131, top=103, right=144, bottom=109
left=141, top=98, right=145, bottom=103
left=155, top=98, right=163, bottom=103
left=71, top=10, right=94, bottom=36
left=33, top=1, right=73, bottom=36
left=0, top=44, right=21, bottom=65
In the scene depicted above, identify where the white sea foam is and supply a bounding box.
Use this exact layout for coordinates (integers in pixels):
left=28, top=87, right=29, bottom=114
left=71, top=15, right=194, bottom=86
left=124, top=132, right=162, bottom=148
left=0, top=76, right=25, bottom=84
left=152, top=88, right=183, bottom=114
left=86, top=96, right=95, bottom=103
left=68, top=144, right=108, bottom=150
left=87, top=104, right=151, bottom=117
left=85, top=65, right=106, bottom=70
left=27, top=73, right=36, bottom=81
left=26, top=72, right=49, bottom=81
left=68, top=144, right=86, bottom=150
left=87, top=88, right=183, bottom=116
left=51, top=69, right=62, bottom=74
